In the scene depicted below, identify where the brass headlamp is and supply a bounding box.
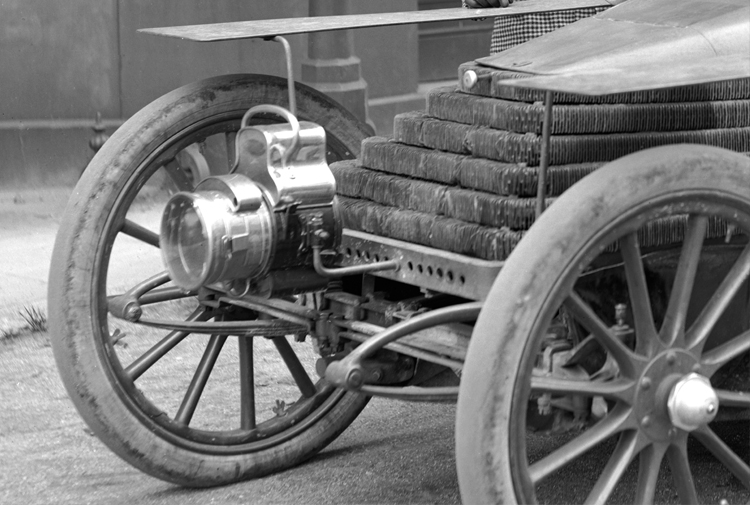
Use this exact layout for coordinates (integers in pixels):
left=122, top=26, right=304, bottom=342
left=160, top=105, right=338, bottom=293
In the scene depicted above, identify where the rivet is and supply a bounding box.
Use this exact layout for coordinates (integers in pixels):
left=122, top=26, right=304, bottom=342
left=706, top=403, right=716, bottom=415
left=692, top=363, right=701, bottom=373
left=666, top=351, right=676, bottom=365
left=640, top=377, right=652, bottom=390
left=641, top=416, right=652, bottom=428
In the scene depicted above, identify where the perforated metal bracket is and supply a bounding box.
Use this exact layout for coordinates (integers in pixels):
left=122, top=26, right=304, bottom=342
left=339, top=229, right=503, bottom=301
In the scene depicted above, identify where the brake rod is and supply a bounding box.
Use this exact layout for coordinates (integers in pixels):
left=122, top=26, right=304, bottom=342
left=325, top=302, right=482, bottom=391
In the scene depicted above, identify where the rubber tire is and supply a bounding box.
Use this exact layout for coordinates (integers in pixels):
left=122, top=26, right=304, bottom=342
left=49, top=74, right=371, bottom=487
left=456, top=145, right=750, bottom=504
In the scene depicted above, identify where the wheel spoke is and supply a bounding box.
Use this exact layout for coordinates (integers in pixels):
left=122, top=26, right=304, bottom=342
left=164, top=158, right=194, bottom=191
left=660, top=215, right=707, bottom=347
left=531, top=376, right=635, bottom=404
left=666, top=436, right=699, bottom=504
left=124, top=308, right=209, bottom=380
left=564, top=293, right=644, bottom=378
left=174, top=334, right=228, bottom=425
left=584, top=430, right=642, bottom=505
left=238, top=337, right=256, bottom=430
left=126, top=331, right=188, bottom=380
left=686, top=242, right=750, bottom=353
left=620, top=232, right=658, bottom=354
left=715, top=389, right=750, bottom=408
left=701, top=328, right=750, bottom=375
left=693, top=425, right=750, bottom=486
left=634, top=443, right=668, bottom=505
left=120, top=219, right=160, bottom=248
left=272, top=337, right=318, bottom=398
left=529, top=405, right=633, bottom=484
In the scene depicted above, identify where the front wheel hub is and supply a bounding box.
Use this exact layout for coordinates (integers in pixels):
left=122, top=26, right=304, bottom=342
left=667, top=373, right=719, bottom=432
left=634, top=350, right=697, bottom=441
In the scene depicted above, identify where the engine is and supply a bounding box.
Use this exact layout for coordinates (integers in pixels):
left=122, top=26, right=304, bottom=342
left=159, top=105, right=338, bottom=296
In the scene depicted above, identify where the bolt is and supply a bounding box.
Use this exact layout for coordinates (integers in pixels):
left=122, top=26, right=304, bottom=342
left=692, top=363, right=701, bottom=373
left=314, top=229, right=331, bottom=241
left=347, top=368, right=364, bottom=389
left=640, top=377, right=652, bottom=390
left=666, top=351, right=676, bottom=365
left=706, top=403, right=716, bottom=415
left=615, top=303, right=627, bottom=325
left=641, top=415, right=652, bottom=428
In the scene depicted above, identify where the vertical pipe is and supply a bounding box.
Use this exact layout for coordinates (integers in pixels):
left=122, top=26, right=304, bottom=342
left=536, top=90, right=554, bottom=219
left=272, top=36, right=297, bottom=115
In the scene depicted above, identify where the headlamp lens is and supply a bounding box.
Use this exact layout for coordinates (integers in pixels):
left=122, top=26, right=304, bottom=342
left=161, top=195, right=213, bottom=290
left=177, top=206, right=208, bottom=279
left=160, top=174, right=277, bottom=292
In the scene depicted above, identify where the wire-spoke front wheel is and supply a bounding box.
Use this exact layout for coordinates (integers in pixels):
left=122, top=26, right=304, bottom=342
left=48, top=74, right=371, bottom=487
left=457, top=145, right=750, bottom=504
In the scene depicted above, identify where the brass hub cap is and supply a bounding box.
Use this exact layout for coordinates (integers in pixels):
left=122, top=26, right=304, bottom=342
left=667, top=372, right=719, bottom=431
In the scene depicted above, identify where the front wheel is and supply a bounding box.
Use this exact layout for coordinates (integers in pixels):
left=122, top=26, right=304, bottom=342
left=49, top=74, right=371, bottom=486
left=457, top=145, right=750, bottom=504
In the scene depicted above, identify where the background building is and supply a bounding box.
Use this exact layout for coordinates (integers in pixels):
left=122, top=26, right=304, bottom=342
left=0, top=0, right=491, bottom=187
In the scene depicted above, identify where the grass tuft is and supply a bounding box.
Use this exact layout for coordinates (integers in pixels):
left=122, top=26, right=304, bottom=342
left=1, top=307, right=48, bottom=346
left=21, top=306, right=47, bottom=333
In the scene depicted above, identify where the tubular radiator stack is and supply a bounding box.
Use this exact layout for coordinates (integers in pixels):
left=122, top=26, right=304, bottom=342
left=332, top=62, right=750, bottom=261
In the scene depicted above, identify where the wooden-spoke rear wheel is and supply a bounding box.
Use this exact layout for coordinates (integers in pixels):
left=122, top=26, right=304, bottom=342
left=457, top=145, right=750, bottom=504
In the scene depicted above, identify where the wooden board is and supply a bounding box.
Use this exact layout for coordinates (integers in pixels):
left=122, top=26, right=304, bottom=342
left=139, top=1, right=614, bottom=42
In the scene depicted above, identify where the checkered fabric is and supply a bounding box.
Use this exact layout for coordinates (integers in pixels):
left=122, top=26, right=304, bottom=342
left=462, top=0, right=610, bottom=53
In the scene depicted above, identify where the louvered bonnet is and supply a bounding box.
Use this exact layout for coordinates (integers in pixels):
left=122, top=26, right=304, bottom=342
left=333, top=0, right=750, bottom=261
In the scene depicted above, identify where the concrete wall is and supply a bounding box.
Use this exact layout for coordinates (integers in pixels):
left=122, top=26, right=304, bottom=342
left=0, top=0, right=121, bottom=186
left=1, top=0, right=120, bottom=121
left=0, top=0, right=423, bottom=187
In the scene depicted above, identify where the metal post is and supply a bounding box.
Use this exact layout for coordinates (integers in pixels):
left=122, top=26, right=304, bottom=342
left=536, top=90, right=554, bottom=219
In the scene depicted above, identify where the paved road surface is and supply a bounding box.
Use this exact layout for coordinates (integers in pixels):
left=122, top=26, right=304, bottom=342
left=0, top=188, right=69, bottom=331
left=0, top=333, right=460, bottom=505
